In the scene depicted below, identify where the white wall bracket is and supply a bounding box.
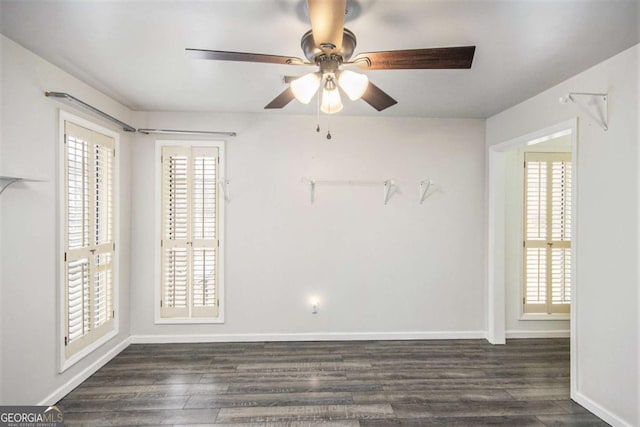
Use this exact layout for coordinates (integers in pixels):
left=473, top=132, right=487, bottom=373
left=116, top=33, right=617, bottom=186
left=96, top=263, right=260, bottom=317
left=0, top=175, right=46, bottom=195
left=304, top=178, right=395, bottom=205
left=309, top=180, right=316, bottom=204
left=419, top=179, right=433, bottom=204
left=560, top=92, right=608, bottom=131
left=383, top=180, right=393, bottom=205
left=219, top=178, right=230, bottom=202
left=0, top=177, right=21, bottom=195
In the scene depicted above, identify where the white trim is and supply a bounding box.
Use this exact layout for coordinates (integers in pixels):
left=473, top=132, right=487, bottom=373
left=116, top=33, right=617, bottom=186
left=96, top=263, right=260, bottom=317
left=574, top=391, right=634, bottom=427
left=505, top=330, right=570, bottom=339
left=519, top=313, right=570, bottom=321
left=58, top=110, right=121, bottom=372
left=154, top=139, right=226, bottom=324
left=40, top=337, right=130, bottom=406
left=130, top=331, right=488, bottom=344
left=487, top=118, right=578, bottom=388
left=487, top=149, right=507, bottom=344
left=569, top=120, right=579, bottom=400
left=154, top=317, right=225, bottom=325
left=60, top=329, right=119, bottom=372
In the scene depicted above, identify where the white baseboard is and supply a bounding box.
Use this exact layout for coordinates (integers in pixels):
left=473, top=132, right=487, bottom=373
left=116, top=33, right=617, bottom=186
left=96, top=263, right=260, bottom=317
left=574, top=391, right=633, bottom=427
left=130, top=330, right=487, bottom=344
left=38, top=337, right=131, bottom=406
left=505, top=330, right=570, bottom=338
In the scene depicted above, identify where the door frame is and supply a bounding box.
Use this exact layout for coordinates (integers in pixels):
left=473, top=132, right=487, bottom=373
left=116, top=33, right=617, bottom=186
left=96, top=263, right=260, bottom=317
left=486, top=118, right=578, bottom=398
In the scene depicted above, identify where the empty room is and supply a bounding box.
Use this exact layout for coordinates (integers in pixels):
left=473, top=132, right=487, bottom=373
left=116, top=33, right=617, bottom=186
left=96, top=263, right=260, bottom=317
left=0, top=0, right=638, bottom=426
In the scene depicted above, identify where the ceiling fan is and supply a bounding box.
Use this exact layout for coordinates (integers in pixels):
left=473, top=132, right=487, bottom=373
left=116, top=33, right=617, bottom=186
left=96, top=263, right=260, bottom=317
left=186, top=0, right=475, bottom=114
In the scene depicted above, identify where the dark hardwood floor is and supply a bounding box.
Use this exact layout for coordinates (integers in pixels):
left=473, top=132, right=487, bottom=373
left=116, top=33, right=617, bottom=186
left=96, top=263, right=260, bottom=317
left=58, top=338, right=607, bottom=426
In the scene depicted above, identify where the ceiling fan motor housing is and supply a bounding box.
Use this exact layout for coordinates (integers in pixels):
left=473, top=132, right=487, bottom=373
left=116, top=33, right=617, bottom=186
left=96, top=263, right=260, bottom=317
left=301, top=28, right=357, bottom=62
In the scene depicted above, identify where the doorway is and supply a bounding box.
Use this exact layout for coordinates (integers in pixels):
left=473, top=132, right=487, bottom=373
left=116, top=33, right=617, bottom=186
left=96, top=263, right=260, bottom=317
left=487, top=118, right=578, bottom=398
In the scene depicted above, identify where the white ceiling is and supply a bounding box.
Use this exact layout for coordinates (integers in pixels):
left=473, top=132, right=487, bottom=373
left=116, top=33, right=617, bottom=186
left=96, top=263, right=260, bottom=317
left=1, top=0, right=638, bottom=118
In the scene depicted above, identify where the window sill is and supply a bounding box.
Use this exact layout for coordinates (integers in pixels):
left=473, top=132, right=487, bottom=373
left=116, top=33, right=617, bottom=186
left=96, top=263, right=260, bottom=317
left=154, top=317, right=225, bottom=325
left=60, top=328, right=119, bottom=373
left=520, top=313, right=570, bottom=321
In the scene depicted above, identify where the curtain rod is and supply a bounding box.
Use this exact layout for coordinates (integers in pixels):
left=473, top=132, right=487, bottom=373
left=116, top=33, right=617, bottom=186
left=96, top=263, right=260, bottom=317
left=45, top=91, right=137, bottom=132
left=138, top=129, right=237, bottom=137
left=45, top=92, right=238, bottom=136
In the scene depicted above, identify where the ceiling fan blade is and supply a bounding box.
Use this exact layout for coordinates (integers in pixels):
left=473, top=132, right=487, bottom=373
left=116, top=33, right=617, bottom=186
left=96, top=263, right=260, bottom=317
left=265, top=87, right=296, bottom=109
left=308, top=0, right=346, bottom=53
left=186, top=48, right=307, bottom=65
left=352, top=46, right=476, bottom=70
left=361, top=81, right=397, bottom=112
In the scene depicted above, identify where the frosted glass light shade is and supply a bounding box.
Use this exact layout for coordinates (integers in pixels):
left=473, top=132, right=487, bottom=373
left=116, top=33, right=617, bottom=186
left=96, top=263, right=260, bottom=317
left=338, top=70, right=369, bottom=100
left=321, top=87, right=343, bottom=114
left=290, top=73, right=321, bottom=104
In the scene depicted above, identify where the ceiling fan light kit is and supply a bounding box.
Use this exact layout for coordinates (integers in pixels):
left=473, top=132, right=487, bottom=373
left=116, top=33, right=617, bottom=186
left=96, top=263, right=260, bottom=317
left=338, top=70, right=369, bottom=101
left=290, top=72, right=321, bottom=104
left=320, top=75, right=343, bottom=114
left=186, top=0, right=475, bottom=133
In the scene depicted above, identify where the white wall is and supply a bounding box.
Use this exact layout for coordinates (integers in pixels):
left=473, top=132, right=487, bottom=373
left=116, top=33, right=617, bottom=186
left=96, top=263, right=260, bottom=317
left=0, top=35, right=132, bottom=404
left=504, top=137, right=571, bottom=335
left=487, top=45, right=639, bottom=426
left=130, top=112, right=486, bottom=339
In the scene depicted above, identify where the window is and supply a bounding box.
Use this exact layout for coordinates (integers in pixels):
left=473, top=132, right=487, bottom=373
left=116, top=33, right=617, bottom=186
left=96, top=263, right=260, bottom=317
left=523, top=152, right=572, bottom=314
left=158, top=141, right=224, bottom=322
left=61, top=114, right=118, bottom=364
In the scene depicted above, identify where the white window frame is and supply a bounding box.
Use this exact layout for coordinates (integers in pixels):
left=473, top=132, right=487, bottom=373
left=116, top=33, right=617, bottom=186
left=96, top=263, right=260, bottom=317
left=520, top=151, right=572, bottom=318
left=58, top=110, right=120, bottom=372
left=516, top=146, right=572, bottom=321
left=154, top=140, right=225, bottom=324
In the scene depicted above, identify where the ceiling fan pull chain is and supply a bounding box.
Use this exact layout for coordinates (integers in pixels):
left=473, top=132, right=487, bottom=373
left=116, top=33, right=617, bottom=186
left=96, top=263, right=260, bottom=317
left=316, top=89, right=321, bottom=133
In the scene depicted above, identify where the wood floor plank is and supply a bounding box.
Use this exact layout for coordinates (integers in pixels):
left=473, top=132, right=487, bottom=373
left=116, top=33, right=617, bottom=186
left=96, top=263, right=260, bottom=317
left=200, top=371, right=347, bottom=383
left=61, top=408, right=219, bottom=426
left=381, top=377, right=570, bottom=391
left=64, top=383, right=229, bottom=400
left=346, top=368, right=488, bottom=380
left=360, top=415, right=546, bottom=426
left=174, top=422, right=361, bottom=427
left=63, top=395, right=189, bottom=413
left=184, top=392, right=354, bottom=409
left=391, top=400, right=568, bottom=418
left=352, top=389, right=514, bottom=404
left=228, top=380, right=383, bottom=394
left=536, top=413, right=610, bottom=426
left=506, top=386, right=570, bottom=401
left=215, top=404, right=394, bottom=423
left=236, top=362, right=372, bottom=371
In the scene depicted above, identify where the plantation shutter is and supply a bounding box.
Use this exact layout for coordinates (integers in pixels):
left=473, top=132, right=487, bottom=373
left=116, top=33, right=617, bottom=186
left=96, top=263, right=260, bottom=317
left=161, top=146, right=190, bottom=317
left=161, top=146, right=219, bottom=318
left=64, top=121, right=115, bottom=357
left=523, top=152, right=571, bottom=314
